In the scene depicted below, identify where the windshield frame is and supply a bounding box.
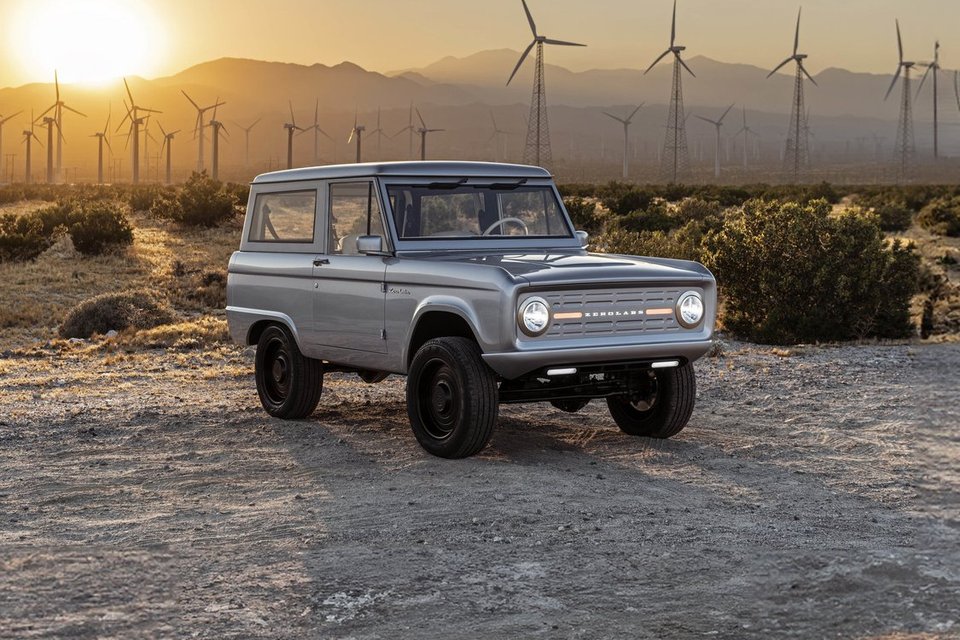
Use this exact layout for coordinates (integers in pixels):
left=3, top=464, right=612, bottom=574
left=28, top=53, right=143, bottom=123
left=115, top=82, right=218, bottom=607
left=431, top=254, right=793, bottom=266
left=377, top=177, right=580, bottom=252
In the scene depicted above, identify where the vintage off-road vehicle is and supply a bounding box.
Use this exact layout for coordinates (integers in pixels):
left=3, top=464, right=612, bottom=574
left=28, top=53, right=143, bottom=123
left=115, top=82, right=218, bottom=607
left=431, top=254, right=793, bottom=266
left=227, top=162, right=716, bottom=458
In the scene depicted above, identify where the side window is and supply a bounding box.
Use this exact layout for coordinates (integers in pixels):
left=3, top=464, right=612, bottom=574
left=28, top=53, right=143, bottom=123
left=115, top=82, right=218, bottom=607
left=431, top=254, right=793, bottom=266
left=328, top=182, right=385, bottom=255
left=248, top=190, right=317, bottom=243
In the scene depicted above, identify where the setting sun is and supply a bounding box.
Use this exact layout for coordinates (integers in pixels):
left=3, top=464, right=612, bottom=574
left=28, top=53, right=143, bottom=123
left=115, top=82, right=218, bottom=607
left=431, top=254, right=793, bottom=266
left=7, top=0, right=165, bottom=85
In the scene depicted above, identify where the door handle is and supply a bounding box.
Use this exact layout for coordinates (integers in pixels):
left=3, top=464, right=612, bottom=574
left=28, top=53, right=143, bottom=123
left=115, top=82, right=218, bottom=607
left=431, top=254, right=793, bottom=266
left=313, top=258, right=330, bottom=266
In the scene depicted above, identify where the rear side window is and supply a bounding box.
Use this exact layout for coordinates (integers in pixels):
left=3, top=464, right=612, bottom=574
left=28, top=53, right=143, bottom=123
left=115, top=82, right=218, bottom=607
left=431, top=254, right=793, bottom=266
left=329, top=182, right=385, bottom=255
left=248, top=191, right=317, bottom=243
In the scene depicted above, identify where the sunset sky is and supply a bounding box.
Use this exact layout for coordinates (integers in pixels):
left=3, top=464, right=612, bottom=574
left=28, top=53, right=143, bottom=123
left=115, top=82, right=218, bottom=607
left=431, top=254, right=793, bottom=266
left=1, top=0, right=957, bottom=88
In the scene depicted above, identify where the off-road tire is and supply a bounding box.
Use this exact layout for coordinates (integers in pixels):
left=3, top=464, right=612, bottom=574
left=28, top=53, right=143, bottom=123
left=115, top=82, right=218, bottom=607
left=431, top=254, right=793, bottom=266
left=407, top=337, right=498, bottom=458
left=255, top=324, right=323, bottom=419
left=606, top=363, right=696, bottom=438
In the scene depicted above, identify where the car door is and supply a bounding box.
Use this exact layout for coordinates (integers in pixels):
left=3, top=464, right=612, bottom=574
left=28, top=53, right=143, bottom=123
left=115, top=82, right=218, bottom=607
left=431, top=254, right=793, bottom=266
left=313, top=180, right=388, bottom=354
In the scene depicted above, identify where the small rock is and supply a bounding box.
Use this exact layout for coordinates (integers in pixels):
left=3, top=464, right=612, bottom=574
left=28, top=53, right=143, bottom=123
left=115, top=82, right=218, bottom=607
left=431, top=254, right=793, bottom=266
left=494, top=493, right=505, bottom=501
left=105, top=330, right=119, bottom=338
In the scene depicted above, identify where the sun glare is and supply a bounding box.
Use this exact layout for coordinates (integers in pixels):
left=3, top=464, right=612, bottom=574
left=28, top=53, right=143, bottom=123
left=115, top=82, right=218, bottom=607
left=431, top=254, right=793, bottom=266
left=8, top=0, right=165, bottom=86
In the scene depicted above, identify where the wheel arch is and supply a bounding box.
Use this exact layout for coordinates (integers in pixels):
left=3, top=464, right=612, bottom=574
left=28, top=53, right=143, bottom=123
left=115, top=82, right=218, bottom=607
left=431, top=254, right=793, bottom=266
left=405, top=304, right=483, bottom=369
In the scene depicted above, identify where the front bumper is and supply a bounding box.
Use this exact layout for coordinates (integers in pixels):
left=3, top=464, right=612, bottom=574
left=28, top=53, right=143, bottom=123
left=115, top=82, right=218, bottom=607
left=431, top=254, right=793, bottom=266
left=481, top=338, right=714, bottom=379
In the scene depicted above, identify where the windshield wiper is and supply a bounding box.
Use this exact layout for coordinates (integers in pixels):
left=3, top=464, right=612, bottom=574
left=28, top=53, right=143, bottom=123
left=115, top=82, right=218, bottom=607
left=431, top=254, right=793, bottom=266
left=472, top=178, right=528, bottom=190
left=425, top=178, right=469, bottom=189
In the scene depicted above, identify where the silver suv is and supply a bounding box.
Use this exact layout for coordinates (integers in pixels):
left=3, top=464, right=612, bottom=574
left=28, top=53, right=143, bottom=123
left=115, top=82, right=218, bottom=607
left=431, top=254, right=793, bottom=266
left=227, top=162, right=716, bottom=458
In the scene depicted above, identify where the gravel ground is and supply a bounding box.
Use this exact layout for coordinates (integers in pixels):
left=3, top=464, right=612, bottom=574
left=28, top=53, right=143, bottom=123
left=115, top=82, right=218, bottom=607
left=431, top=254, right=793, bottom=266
left=0, top=341, right=958, bottom=639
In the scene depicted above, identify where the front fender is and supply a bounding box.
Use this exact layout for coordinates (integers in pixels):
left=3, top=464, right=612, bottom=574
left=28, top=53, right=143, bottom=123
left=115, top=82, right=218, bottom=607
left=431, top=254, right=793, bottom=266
left=402, top=296, right=496, bottom=365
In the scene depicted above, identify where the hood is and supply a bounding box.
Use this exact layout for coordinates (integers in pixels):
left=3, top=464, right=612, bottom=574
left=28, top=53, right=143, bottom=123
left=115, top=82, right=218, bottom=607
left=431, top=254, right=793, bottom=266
left=427, top=251, right=710, bottom=286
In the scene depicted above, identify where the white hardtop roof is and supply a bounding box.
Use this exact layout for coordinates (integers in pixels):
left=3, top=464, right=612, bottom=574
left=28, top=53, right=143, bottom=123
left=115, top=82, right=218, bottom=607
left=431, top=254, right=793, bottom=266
left=252, top=161, right=552, bottom=184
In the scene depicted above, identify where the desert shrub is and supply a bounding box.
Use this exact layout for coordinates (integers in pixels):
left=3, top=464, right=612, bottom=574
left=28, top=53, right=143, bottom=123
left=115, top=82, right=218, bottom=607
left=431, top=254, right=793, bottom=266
left=0, top=211, right=54, bottom=262
left=68, top=201, right=134, bottom=255
left=614, top=201, right=677, bottom=234
left=127, top=185, right=166, bottom=212
left=917, top=197, right=960, bottom=237
left=224, top=182, right=251, bottom=206
left=673, top=197, right=723, bottom=225
left=59, top=291, right=176, bottom=339
left=602, top=187, right=657, bottom=216
left=151, top=171, right=237, bottom=227
left=704, top=199, right=919, bottom=344
left=33, top=200, right=77, bottom=235
left=874, top=204, right=913, bottom=232
left=562, top=196, right=601, bottom=234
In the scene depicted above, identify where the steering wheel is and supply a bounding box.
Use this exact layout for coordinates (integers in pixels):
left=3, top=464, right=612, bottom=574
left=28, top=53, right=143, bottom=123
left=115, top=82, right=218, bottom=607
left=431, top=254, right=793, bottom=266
left=482, top=217, right=529, bottom=236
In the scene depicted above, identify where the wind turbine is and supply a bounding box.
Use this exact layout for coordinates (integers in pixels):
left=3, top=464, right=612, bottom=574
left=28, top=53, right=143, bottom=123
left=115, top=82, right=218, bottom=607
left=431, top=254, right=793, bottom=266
left=90, top=107, right=112, bottom=184
left=694, top=104, right=734, bottom=179
left=36, top=71, right=85, bottom=182
left=283, top=101, right=304, bottom=169
left=117, top=78, right=160, bottom=184
left=348, top=111, right=366, bottom=163
left=35, top=115, right=57, bottom=183
left=602, top=104, right=643, bottom=179
left=22, top=113, right=41, bottom=185
left=646, top=0, right=694, bottom=183
left=298, top=101, right=332, bottom=165
left=182, top=91, right=224, bottom=173
left=767, top=7, right=816, bottom=183
left=208, top=106, right=227, bottom=181
left=885, top=19, right=915, bottom=182
left=916, top=41, right=941, bottom=159
left=234, top=117, right=261, bottom=170
left=415, top=108, right=444, bottom=161
left=366, top=107, right=389, bottom=160
left=0, top=110, right=23, bottom=179
left=158, top=122, right=179, bottom=185
left=506, top=0, right=585, bottom=167
left=394, top=103, right=416, bottom=159
left=735, top=107, right=760, bottom=168
left=488, top=109, right=511, bottom=162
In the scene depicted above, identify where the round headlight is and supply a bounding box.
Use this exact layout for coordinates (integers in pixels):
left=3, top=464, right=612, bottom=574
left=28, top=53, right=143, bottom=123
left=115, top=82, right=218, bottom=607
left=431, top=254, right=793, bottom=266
left=518, top=297, right=551, bottom=336
left=676, top=291, right=704, bottom=328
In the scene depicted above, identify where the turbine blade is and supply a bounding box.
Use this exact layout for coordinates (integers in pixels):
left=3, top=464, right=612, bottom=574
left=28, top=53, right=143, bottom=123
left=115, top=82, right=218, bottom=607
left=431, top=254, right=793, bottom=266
left=521, top=0, right=537, bottom=36
left=719, top=103, right=735, bottom=123
left=542, top=38, right=586, bottom=47
left=123, top=78, right=135, bottom=107
left=507, top=40, right=536, bottom=85
left=289, top=101, right=296, bottom=126
left=104, top=137, right=113, bottom=153
left=54, top=69, right=60, bottom=101
left=884, top=67, right=902, bottom=100
left=644, top=49, right=671, bottom=74
left=603, top=112, right=625, bottom=124
left=916, top=62, right=932, bottom=97
left=800, top=63, right=818, bottom=86
left=158, top=121, right=167, bottom=137
left=767, top=57, right=793, bottom=77
left=694, top=115, right=716, bottom=125
left=61, top=103, right=86, bottom=117
left=416, top=108, right=426, bottom=129
left=628, top=104, right=644, bottom=121
left=678, top=55, right=696, bottom=77
left=896, top=19, right=903, bottom=64
left=793, top=7, right=801, bottom=56
left=670, top=0, right=677, bottom=47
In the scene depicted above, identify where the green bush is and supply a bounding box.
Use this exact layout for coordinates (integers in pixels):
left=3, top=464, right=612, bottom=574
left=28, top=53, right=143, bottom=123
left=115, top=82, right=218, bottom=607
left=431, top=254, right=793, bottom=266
left=704, top=199, right=919, bottom=344
left=151, top=171, right=237, bottom=227
left=127, top=185, right=165, bottom=212
left=59, top=291, right=176, bottom=339
left=917, top=197, right=960, bottom=237
left=0, top=211, right=54, bottom=262
left=562, top=196, right=601, bottom=234
left=69, top=201, right=134, bottom=255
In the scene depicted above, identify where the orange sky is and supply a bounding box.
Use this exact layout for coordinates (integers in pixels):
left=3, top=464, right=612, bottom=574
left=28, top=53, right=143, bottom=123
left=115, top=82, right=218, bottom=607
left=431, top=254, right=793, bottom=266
left=1, top=0, right=956, bottom=89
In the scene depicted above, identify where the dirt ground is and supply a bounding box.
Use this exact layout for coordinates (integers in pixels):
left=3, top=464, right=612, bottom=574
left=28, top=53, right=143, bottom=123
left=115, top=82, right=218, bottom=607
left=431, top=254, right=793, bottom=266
left=0, top=340, right=958, bottom=639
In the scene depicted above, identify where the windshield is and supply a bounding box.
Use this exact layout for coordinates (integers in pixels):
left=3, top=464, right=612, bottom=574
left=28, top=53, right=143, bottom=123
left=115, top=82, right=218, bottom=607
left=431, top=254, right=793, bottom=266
left=386, top=184, right=572, bottom=240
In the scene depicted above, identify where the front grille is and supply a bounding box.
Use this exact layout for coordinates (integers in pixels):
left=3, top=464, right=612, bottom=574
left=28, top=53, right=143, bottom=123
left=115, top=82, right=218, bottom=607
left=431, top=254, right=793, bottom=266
left=538, top=287, right=686, bottom=338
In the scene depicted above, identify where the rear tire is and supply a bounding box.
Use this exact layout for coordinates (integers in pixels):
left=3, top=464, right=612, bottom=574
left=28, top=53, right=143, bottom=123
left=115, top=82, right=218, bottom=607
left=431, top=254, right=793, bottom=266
left=607, top=363, right=696, bottom=438
left=407, top=337, right=498, bottom=458
left=255, top=324, right=323, bottom=419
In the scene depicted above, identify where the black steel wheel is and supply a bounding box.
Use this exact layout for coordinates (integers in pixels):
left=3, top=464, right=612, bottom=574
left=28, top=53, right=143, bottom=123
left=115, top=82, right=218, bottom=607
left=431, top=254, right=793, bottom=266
left=606, top=363, right=696, bottom=438
left=254, top=324, right=323, bottom=419
left=406, top=337, right=498, bottom=458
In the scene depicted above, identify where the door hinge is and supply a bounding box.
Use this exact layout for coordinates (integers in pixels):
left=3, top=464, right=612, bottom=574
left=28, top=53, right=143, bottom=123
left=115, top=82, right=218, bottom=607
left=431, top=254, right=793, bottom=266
left=380, top=329, right=387, bottom=340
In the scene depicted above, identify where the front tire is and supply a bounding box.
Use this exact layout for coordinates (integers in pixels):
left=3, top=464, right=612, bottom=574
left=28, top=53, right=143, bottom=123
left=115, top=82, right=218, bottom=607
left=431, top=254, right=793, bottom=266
left=407, top=337, right=498, bottom=458
left=255, top=324, right=323, bottom=419
left=607, top=363, right=696, bottom=438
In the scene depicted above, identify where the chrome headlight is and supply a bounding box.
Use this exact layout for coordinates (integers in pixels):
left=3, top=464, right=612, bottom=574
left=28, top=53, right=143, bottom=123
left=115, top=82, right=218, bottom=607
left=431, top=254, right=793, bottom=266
left=676, top=291, right=704, bottom=328
left=518, top=296, right=551, bottom=336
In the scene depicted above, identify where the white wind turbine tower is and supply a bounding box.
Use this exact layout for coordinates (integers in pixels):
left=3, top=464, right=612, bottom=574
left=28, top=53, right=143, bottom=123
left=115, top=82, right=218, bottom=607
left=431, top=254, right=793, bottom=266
left=915, top=41, right=941, bottom=159
left=90, top=107, right=112, bottom=184
left=885, top=20, right=916, bottom=182
left=348, top=111, right=366, bottom=163
left=506, top=0, right=585, bottom=167
left=393, top=103, right=416, bottom=160
left=158, top=122, right=179, bottom=185
left=283, top=101, right=305, bottom=169
left=695, top=104, right=734, bottom=179
left=767, top=7, right=816, bottom=183
left=234, top=118, right=261, bottom=169
left=602, top=104, right=643, bottom=179
left=415, top=108, right=444, bottom=161
left=298, top=101, right=332, bottom=164
left=182, top=91, right=225, bottom=173
left=365, top=107, right=391, bottom=160
left=735, top=107, right=760, bottom=168
left=37, top=71, right=85, bottom=183
left=488, top=110, right=511, bottom=162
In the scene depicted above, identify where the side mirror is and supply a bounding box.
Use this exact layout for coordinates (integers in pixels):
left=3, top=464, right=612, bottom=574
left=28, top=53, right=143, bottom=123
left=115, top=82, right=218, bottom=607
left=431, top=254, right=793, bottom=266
left=357, top=235, right=386, bottom=254
left=575, top=230, right=589, bottom=248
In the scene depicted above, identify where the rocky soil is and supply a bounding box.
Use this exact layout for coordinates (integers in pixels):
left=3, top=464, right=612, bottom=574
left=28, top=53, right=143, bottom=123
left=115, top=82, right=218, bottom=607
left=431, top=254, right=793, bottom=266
left=1, top=341, right=958, bottom=639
